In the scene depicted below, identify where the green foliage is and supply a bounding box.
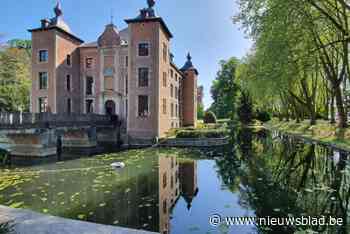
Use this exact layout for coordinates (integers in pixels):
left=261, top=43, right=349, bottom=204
left=255, top=110, right=271, bottom=122
left=0, top=45, right=31, bottom=112
left=237, top=91, right=253, bottom=124
left=197, top=103, right=205, bottom=120
left=234, top=0, right=350, bottom=128
left=176, top=129, right=228, bottom=139
left=210, top=58, right=240, bottom=119
left=203, top=111, right=217, bottom=124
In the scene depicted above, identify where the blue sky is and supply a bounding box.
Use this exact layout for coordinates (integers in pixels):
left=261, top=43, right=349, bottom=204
left=0, top=0, right=252, bottom=108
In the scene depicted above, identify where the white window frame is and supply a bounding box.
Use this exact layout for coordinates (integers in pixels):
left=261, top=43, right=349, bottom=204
left=137, top=67, right=150, bottom=88
left=136, top=95, right=150, bottom=118
left=137, top=41, right=151, bottom=58
left=38, top=96, right=48, bottom=113
left=38, top=49, right=49, bottom=63
left=38, top=71, right=48, bottom=90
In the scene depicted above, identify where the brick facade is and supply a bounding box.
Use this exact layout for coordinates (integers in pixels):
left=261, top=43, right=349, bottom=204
left=29, top=1, right=199, bottom=139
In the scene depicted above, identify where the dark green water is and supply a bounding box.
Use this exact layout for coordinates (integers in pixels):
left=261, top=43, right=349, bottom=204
left=0, top=128, right=349, bottom=234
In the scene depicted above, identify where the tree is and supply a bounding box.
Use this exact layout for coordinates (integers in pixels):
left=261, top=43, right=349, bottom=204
left=237, top=90, right=253, bottom=124
left=210, top=58, right=240, bottom=119
left=203, top=111, right=217, bottom=124
left=0, top=45, right=31, bottom=112
left=197, top=103, right=205, bottom=120
left=234, top=0, right=350, bottom=128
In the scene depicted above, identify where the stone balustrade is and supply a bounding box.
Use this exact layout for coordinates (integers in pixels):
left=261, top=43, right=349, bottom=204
left=0, top=112, right=112, bottom=129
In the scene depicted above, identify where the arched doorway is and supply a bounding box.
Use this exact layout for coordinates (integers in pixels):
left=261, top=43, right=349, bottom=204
left=105, top=100, right=116, bottom=115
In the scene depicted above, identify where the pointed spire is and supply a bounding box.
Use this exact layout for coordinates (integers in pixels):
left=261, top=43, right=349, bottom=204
left=54, top=0, right=63, bottom=17
left=181, top=52, right=199, bottom=75
left=187, top=52, right=192, bottom=62
left=110, top=8, right=114, bottom=24
left=147, top=0, right=156, bottom=8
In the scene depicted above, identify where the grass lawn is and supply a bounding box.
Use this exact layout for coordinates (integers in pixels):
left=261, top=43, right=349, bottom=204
left=265, top=118, right=350, bottom=151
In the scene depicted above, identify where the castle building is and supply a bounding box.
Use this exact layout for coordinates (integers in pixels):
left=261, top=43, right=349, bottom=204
left=29, top=1, right=198, bottom=139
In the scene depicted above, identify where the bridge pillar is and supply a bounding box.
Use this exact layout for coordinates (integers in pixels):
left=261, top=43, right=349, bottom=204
left=61, top=127, right=98, bottom=152
left=6, top=129, right=57, bottom=157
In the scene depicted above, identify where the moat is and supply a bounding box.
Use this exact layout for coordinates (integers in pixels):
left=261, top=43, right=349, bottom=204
left=0, top=128, right=349, bottom=234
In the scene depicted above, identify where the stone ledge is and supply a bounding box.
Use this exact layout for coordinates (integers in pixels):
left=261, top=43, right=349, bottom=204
left=159, top=137, right=229, bottom=147
left=0, top=205, right=158, bottom=234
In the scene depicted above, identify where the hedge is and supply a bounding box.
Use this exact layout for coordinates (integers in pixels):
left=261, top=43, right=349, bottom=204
left=176, top=129, right=228, bottom=139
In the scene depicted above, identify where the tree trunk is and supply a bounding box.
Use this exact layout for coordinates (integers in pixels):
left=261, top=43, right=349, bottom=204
left=334, top=85, right=347, bottom=128
left=330, top=94, right=336, bottom=124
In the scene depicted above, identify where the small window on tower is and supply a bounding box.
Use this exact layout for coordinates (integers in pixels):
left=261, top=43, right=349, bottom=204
left=162, top=98, right=167, bottom=114
left=67, top=98, right=72, bottom=114
left=39, top=50, right=48, bottom=62
left=138, top=68, right=149, bottom=87
left=66, top=75, right=71, bottom=91
left=163, top=72, right=167, bottom=87
left=66, top=54, right=71, bottom=66
left=163, top=43, right=167, bottom=62
left=138, top=43, right=149, bottom=56
left=39, top=72, right=48, bottom=90
left=171, top=103, right=174, bottom=117
left=138, top=95, right=149, bottom=117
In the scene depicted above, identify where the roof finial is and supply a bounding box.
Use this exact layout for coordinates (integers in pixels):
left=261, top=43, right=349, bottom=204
left=147, top=0, right=155, bottom=8
left=110, top=8, right=114, bottom=24
left=187, top=52, right=192, bottom=61
left=54, top=0, right=63, bottom=17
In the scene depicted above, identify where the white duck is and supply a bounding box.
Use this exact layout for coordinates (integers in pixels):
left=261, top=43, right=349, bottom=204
left=111, top=162, right=125, bottom=169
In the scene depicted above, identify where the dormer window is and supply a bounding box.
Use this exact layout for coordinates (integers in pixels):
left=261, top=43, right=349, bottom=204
left=86, top=58, right=93, bottom=69
left=39, top=50, right=48, bottom=62
left=138, top=43, right=149, bottom=56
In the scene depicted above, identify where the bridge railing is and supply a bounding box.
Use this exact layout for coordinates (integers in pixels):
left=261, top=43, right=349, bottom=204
left=0, top=112, right=113, bottom=129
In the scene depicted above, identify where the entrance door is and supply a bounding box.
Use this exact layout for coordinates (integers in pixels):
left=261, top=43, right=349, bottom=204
left=105, top=100, right=116, bottom=115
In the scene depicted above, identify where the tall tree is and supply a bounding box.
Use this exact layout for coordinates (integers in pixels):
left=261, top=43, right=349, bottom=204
left=0, top=45, right=31, bottom=112
left=210, top=58, right=240, bottom=119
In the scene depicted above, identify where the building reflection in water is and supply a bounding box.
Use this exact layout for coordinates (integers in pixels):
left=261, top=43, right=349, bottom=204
left=158, top=156, right=198, bottom=234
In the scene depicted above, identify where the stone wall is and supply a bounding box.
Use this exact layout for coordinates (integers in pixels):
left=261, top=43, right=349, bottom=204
left=160, top=137, right=228, bottom=147
left=0, top=112, right=111, bottom=129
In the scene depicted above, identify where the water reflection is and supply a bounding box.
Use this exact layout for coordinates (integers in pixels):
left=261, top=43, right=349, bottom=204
left=1, top=128, right=350, bottom=234
left=0, top=150, right=200, bottom=234
left=224, top=127, right=350, bottom=233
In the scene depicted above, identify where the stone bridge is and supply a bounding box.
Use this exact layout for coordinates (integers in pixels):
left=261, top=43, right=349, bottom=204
left=0, top=112, right=124, bottom=162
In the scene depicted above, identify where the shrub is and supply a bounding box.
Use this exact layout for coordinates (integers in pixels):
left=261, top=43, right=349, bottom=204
left=203, top=111, right=217, bottom=124
left=176, top=129, right=228, bottom=138
left=237, top=91, right=253, bottom=124
left=255, top=110, right=271, bottom=122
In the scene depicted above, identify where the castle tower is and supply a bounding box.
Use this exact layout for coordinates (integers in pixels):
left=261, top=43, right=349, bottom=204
left=97, top=23, right=125, bottom=117
left=29, top=1, right=83, bottom=113
left=125, top=0, right=174, bottom=138
left=181, top=53, right=198, bottom=127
